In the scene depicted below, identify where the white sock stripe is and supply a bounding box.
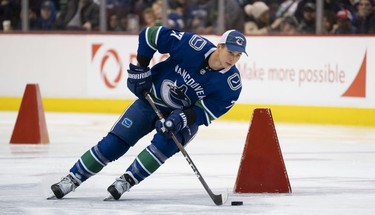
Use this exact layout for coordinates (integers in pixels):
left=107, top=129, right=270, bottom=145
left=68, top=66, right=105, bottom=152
left=76, top=164, right=92, bottom=179
left=135, top=157, right=152, bottom=175
left=79, top=158, right=96, bottom=175
left=131, top=163, right=147, bottom=180
left=149, top=145, right=168, bottom=163
left=146, top=147, right=162, bottom=165
left=89, top=148, right=106, bottom=167
left=93, top=146, right=110, bottom=165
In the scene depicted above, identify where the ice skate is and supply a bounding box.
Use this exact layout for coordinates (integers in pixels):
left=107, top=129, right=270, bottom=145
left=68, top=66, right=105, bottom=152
left=104, top=173, right=136, bottom=201
left=48, top=173, right=81, bottom=199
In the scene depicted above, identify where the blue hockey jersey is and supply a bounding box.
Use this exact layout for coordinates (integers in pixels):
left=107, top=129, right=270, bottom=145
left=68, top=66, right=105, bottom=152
left=137, top=26, right=242, bottom=126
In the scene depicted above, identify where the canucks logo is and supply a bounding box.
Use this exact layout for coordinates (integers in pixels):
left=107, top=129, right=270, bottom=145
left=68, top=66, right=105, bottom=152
left=189, top=35, right=206, bottom=51
left=227, top=73, right=241, bottom=91
left=235, top=36, right=245, bottom=46
left=122, top=118, right=133, bottom=128
left=160, top=80, right=191, bottom=108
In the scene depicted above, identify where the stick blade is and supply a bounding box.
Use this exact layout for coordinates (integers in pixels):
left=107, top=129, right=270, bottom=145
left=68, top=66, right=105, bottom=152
left=212, top=192, right=228, bottom=206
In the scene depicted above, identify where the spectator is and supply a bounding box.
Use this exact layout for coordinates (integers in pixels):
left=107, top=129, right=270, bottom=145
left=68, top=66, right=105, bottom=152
left=322, top=10, right=337, bottom=34
left=0, top=0, right=21, bottom=31
left=107, top=13, right=119, bottom=31
left=15, top=1, right=41, bottom=31
left=54, top=0, right=100, bottom=31
left=127, top=13, right=140, bottom=32
left=295, top=0, right=341, bottom=22
left=355, top=0, right=375, bottom=33
left=221, top=0, right=245, bottom=32
left=133, top=0, right=154, bottom=17
left=244, top=1, right=272, bottom=34
left=106, top=0, right=135, bottom=20
left=168, top=0, right=185, bottom=30
left=141, top=7, right=158, bottom=28
left=297, top=2, right=316, bottom=34
left=33, top=0, right=57, bottom=30
left=108, top=12, right=129, bottom=32
left=192, top=0, right=245, bottom=33
left=332, top=9, right=357, bottom=33
left=275, top=0, right=301, bottom=19
left=185, top=0, right=215, bottom=34
left=266, top=0, right=282, bottom=23
left=117, top=13, right=128, bottom=31
left=323, top=0, right=342, bottom=14
left=278, top=15, right=299, bottom=34
left=29, top=0, right=59, bottom=17
left=342, top=0, right=359, bottom=25
left=17, top=7, right=38, bottom=30
left=151, top=0, right=163, bottom=25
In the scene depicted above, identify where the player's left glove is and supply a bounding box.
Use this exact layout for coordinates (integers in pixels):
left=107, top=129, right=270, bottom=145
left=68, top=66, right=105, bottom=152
left=127, top=63, right=152, bottom=99
left=155, top=110, right=188, bottom=137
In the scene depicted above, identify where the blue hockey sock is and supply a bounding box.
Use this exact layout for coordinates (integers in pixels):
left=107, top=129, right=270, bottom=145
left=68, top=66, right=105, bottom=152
left=126, top=144, right=168, bottom=183
left=70, top=133, right=130, bottom=182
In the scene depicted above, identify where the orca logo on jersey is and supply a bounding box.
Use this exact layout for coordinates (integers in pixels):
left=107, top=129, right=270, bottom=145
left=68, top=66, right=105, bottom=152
left=227, top=73, right=242, bottom=91
left=160, top=80, right=191, bottom=109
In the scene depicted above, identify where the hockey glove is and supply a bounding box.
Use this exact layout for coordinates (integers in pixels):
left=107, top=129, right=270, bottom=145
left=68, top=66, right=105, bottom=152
left=127, top=63, right=152, bottom=99
left=155, top=110, right=188, bottom=137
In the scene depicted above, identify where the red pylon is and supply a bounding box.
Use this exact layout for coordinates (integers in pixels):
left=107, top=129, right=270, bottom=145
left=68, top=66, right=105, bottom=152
left=234, top=108, right=291, bottom=193
left=10, top=84, right=49, bottom=144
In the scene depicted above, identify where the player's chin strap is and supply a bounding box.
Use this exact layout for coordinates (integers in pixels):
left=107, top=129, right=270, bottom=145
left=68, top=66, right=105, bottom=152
left=144, top=92, right=227, bottom=206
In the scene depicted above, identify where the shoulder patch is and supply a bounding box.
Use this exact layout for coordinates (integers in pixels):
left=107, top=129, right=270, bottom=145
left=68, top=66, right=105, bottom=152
left=227, top=73, right=242, bottom=91
left=189, top=35, right=207, bottom=51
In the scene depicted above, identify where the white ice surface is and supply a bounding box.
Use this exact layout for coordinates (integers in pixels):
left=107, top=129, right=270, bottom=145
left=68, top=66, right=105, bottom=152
left=0, top=112, right=375, bottom=215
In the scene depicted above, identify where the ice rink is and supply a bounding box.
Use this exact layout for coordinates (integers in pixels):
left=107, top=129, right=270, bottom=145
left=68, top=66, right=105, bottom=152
left=0, top=111, right=375, bottom=215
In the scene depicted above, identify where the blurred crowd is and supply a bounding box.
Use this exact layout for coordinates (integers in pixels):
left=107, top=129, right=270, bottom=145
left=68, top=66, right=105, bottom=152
left=0, top=0, right=374, bottom=34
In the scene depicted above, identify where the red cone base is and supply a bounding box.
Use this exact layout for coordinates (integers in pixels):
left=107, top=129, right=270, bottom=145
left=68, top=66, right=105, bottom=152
left=234, top=108, right=291, bottom=193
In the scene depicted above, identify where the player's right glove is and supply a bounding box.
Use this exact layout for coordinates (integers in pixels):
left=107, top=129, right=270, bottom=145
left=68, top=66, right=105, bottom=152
left=155, top=110, right=188, bottom=137
left=127, top=63, right=152, bottom=99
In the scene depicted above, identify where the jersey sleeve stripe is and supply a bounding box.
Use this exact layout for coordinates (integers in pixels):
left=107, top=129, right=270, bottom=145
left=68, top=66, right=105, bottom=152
left=200, top=100, right=218, bottom=120
left=145, top=26, right=162, bottom=51
left=196, top=100, right=217, bottom=124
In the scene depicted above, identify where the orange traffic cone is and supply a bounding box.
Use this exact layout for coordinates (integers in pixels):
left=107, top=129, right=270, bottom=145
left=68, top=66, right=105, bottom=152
left=10, top=84, right=49, bottom=144
left=234, top=108, right=291, bottom=193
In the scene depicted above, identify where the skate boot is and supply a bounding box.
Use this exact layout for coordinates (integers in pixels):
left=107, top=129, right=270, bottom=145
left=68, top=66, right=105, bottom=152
left=50, top=173, right=81, bottom=199
left=106, top=173, right=136, bottom=200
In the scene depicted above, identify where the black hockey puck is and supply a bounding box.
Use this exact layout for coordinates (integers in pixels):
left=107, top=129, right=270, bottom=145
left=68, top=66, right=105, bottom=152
left=231, top=201, right=243, bottom=206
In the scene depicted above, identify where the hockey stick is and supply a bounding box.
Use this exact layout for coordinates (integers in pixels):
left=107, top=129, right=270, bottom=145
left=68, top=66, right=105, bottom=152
left=144, top=93, right=227, bottom=206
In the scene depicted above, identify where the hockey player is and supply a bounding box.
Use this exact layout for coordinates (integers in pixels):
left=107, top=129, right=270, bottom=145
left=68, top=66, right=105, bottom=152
left=49, top=26, right=247, bottom=200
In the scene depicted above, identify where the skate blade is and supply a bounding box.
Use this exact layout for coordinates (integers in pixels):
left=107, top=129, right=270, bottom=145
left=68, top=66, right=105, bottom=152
left=46, top=193, right=57, bottom=200
left=103, top=194, right=115, bottom=201
left=222, top=191, right=229, bottom=204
